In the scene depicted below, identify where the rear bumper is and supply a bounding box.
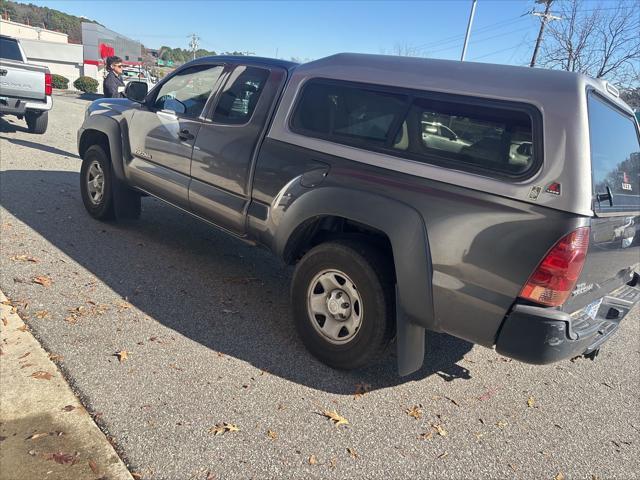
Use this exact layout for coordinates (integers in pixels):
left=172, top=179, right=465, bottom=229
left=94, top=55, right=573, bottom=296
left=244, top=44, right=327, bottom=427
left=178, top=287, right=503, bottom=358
left=496, top=282, right=640, bottom=364
left=0, top=95, right=52, bottom=115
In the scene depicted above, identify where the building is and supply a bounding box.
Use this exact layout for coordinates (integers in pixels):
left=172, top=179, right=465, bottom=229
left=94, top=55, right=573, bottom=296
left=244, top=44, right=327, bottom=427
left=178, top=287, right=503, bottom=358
left=81, top=22, right=142, bottom=89
left=20, top=38, right=84, bottom=87
left=0, top=18, right=84, bottom=89
left=0, top=18, right=68, bottom=43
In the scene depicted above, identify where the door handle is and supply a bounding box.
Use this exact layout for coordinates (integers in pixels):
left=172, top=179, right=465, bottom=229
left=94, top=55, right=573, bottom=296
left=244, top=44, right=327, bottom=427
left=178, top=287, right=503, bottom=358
left=178, top=129, right=195, bottom=141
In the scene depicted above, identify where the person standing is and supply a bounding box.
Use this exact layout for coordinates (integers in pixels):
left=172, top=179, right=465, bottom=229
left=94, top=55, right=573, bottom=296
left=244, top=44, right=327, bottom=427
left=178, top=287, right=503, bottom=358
left=103, top=56, right=125, bottom=98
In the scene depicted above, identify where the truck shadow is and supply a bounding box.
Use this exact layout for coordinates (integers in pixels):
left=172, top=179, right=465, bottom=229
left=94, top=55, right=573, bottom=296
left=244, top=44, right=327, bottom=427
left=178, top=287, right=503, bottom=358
left=0, top=169, right=473, bottom=393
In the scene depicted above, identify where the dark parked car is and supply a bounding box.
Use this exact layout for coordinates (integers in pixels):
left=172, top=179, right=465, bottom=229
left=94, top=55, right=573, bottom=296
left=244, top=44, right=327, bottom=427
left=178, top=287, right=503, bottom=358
left=77, top=54, right=640, bottom=375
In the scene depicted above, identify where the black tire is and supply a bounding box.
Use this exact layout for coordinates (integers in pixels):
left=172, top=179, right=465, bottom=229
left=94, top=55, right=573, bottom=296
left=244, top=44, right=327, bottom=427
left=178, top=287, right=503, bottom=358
left=291, top=240, right=395, bottom=370
left=25, top=110, right=48, bottom=134
left=80, top=145, right=141, bottom=221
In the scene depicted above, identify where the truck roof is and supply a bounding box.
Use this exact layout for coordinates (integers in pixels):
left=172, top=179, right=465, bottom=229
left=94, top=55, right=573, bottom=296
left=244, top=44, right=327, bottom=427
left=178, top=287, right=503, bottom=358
left=294, top=53, right=631, bottom=114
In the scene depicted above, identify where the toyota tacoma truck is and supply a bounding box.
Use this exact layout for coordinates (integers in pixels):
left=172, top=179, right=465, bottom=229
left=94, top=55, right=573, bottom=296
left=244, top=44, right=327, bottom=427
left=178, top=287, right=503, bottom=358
left=77, top=54, right=640, bottom=375
left=0, top=34, right=52, bottom=134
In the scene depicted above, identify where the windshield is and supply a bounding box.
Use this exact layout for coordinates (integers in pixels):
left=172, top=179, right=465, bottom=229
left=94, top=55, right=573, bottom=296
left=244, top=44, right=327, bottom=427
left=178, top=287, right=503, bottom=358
left=588, top=93, right=640, bottom=213
left=0, top=37, right=23, bottom=61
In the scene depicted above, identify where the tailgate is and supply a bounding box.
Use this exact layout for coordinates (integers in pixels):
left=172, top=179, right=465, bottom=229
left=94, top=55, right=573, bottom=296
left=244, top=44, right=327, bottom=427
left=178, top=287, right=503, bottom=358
left=564, top=216, right=639, bottom=313
left=565, top=92, right=640, bottom=313
left=0, top=60, right=46, bottom=101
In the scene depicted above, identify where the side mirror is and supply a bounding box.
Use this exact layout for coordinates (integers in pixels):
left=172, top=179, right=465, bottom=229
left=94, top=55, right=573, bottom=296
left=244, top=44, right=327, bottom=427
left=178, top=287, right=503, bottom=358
left=125, top=81, right=148, bottom=103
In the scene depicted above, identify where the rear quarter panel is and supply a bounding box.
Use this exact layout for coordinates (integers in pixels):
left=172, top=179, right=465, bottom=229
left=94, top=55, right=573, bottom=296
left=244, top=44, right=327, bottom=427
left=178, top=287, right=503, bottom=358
left=251, top=138, right=588, bottom=347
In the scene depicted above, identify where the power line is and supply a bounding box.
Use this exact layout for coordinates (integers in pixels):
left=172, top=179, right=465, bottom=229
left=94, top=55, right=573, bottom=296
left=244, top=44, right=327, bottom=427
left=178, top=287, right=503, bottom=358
left=411, top=14, right=529, bottom=52
left=428, top=26, right=533, bottom=55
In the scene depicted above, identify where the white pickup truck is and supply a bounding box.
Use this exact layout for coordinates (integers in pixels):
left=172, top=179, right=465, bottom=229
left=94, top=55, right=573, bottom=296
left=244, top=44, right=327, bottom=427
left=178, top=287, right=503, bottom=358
left=0, top=34, right=52, bottom=134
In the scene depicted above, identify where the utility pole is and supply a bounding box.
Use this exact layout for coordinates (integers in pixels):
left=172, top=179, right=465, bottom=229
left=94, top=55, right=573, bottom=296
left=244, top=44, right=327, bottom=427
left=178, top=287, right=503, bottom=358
left=529, top=0, right=561, bottom=67
left=460, top=0, right=478, bottom=61
left=187, top=33, right=200, bottom=61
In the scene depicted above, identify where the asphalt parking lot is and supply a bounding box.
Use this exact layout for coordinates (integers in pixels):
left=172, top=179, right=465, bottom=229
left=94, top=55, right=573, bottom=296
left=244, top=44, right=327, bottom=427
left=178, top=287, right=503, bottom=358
left=1, top=93, right=639, bottom=480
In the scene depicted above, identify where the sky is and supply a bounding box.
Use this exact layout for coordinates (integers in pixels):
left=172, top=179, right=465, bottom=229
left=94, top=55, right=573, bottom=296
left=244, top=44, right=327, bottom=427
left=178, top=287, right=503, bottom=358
left=24, top=0, right=615, bottom=66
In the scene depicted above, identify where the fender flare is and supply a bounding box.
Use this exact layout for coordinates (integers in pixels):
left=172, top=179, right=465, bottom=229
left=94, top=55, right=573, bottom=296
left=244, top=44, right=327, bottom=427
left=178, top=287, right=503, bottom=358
left=275, top=186, right=434, bottom=375
left=78, top=115, right=127, bottom=182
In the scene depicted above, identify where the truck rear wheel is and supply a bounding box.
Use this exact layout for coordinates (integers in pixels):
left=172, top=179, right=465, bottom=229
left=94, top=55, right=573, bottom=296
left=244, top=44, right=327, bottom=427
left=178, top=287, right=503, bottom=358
left=25, top=110, right=48, bottom=134
left=80, top=145, right=141, bottom=221
left=291, top=240, right=395, bottom=370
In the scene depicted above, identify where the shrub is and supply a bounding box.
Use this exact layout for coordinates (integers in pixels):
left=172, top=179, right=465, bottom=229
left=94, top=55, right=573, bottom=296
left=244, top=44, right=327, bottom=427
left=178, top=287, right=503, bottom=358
left=73, top=76, right=99, bottom=93
left=51, top=74, right=69, bottom=89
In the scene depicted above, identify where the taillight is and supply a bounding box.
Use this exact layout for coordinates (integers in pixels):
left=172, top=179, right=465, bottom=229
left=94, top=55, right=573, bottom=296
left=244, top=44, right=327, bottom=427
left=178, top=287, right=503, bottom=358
left=519, top=227, right=590, bottom=307
left=44, top=72, right=52, bottom=96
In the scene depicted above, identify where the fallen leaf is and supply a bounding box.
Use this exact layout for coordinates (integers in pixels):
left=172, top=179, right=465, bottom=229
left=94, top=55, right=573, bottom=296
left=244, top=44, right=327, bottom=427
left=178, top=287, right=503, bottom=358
left=496, top=420, right=508, bottom=428
left=527, top=396, right=535, bottom=408
left=1, top=317, right=7, bottom=327
left=267, top=430, right=278, bottom=440
left=18, top=352, right=31, bottom=359
left=20, top=363, right=35, bottom=369
left=32, top=276, right=52, bottom=287
left=31, top=371, right=53, bottom=380
left=17, top=325, right=28, bottom=332
left=322, top=410, right=349, bottom=427
left=308, top=454, right=318, bottom=465
left=62, top=405, right=75, bottom=412
left=437, top=452, right=448, bottom=459
left=206, top=471, right=215, bottom=480
left=346, top=447, right=358, bottom=458
left=328, top=458, right=337, bottom=469
left=433, top=424, right=448, bottom=437
left=49, top=353, right=64, bottom=362
left=208, top=423, right=239, bottom=435
left=11, top=255, right=38, bottom=263
left=555, top=473, right=565, bottom=480
left=88, top=459, right=99, bottom=474
left=508, top=463, right=518, bottom=472
left=35, top=310, right=49, bottom=319
left=116, top=301, right=132, bottom=312
left=224, top=423, right=239, bottom=433
left=419, top=431, right=434, bottom=441
left=131, top=473, right=143, bottom=480
left=27, top=432, right=48, bottom=441
left=43, top=451, right=77, bottom=465
left=406, top=405, right=423, bottom=420
left=114, top=350, right=129, bottom=363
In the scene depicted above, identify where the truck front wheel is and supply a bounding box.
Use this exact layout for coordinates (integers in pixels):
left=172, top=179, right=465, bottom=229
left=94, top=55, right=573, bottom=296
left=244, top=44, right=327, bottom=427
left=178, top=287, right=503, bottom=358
left=80, top=145, right=141, bottom=220
left=291, top=240, right=395, bottom=370
left=25, top=110, right=48, bottom=134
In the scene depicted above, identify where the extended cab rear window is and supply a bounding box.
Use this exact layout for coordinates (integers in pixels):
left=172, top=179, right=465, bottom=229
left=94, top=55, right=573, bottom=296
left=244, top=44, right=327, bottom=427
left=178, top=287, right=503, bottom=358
left=291, top=79, right=540, bottom=179
left=588, top=93, right=640, bottom=213
left=0, top=37, right=23, bottom=61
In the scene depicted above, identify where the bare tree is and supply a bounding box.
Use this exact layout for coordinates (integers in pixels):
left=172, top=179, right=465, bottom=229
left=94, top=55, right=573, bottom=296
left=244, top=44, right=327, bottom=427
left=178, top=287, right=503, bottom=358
left=540, top=0, right=640, bottom=87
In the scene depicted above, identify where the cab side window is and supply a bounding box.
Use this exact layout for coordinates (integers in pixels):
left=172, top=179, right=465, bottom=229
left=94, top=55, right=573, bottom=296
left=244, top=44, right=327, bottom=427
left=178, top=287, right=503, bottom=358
left=153, top=65, right=223, bottom=118
left=211, top=66, right=270, bottom=125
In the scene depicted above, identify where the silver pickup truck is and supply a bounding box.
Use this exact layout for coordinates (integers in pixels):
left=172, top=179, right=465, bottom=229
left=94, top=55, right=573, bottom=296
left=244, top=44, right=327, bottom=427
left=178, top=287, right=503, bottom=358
left=0, top=34, right=52, bottom=134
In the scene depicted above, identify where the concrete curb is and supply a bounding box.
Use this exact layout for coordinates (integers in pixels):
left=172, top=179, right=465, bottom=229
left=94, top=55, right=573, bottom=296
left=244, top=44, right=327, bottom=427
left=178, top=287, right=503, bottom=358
left=0, top=291, right=133, bottom=480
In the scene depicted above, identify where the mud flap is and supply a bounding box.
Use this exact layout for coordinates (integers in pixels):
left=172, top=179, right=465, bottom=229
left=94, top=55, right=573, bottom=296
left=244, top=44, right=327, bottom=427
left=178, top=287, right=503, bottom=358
left=396, top=289, right=425, bottom=376
left=112, top=165, right=141, bottom=220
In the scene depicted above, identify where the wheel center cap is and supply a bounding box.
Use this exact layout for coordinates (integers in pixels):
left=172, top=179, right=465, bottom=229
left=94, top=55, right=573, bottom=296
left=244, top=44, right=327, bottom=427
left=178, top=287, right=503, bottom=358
left=326, top=289, right=351, bottom=319
left=327, top=299, right=340, bottom=315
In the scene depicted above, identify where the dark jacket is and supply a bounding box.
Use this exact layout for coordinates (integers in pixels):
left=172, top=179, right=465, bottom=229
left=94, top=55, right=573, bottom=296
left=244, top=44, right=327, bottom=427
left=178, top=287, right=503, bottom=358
left=103, top=71, right=125, bottom=98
